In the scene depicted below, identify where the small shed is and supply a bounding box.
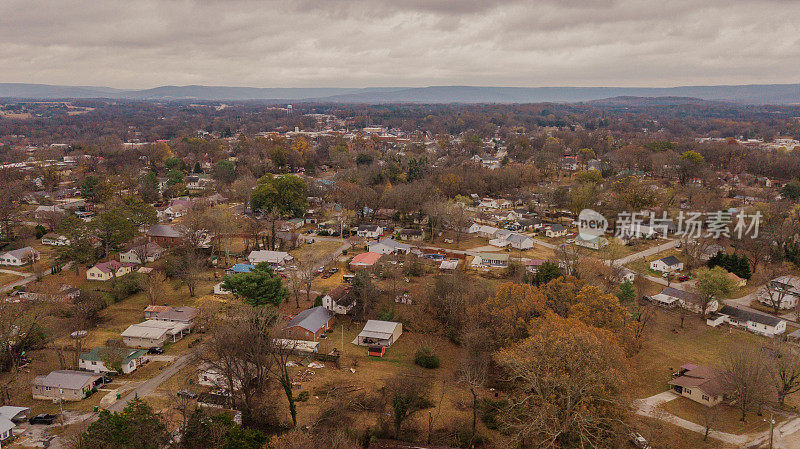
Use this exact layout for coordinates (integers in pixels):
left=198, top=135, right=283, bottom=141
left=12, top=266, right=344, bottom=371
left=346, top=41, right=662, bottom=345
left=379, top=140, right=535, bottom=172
left=368, top=345, right=386, bottom=357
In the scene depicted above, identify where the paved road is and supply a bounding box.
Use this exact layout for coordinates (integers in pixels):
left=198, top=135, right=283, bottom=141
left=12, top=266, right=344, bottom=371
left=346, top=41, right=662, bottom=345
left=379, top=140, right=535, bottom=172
left=108, top=352, right=195, bottom=412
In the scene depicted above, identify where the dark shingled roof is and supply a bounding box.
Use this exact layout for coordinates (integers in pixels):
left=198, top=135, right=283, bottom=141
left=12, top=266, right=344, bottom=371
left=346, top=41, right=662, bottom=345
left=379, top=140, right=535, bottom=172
left=718, top=305, right=783, bottom=327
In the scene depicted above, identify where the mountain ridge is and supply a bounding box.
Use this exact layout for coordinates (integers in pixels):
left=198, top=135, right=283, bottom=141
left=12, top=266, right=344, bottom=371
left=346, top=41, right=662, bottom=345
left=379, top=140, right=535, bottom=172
left=1, top=82, right=799, bottom=105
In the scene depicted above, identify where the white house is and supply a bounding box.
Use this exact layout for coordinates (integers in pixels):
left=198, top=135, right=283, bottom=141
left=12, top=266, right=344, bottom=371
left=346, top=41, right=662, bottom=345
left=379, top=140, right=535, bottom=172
left=78, top=347, right=147, bottom=374
left=574, top=235, right=608, bottom=250
left=356, top=224, right=384, bottom=239
left=494, top=233, right=534, bottom=250
left=321, top=285, right=355, bottom=315
left=708, top=305, right=787, bottom=337
left=0, top=247, right=40, bottom=266
left=119, top=243, right=165, bottom=264
left=121, top=320, right=191, bottom=348
left=471, top=252, right=509, bottom=268
left=545, top=224, right=567, bottom=238
left=651, top=287, right=718, bottom=314
left=470, top=224, right=501, bottom=239
left=368, top=238, right=411, bottom=255
left=247, top=250, right=293, bottom=266
left=650, top=256, right=684, bottom=273
left=757, top=276, right=800, bottom=310
left=41, top=233, right=71, bottom=246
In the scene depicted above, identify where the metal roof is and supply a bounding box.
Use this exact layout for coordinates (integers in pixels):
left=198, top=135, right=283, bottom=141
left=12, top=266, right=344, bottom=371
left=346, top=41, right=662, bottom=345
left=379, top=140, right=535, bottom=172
left=284, top=306, right=333, bottom=333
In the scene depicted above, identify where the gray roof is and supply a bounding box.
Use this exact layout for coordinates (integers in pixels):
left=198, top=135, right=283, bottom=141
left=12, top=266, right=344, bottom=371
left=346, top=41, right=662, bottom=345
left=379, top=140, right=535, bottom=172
left=32, top=370, right=101, bottom=390
left=375, top=238, right=411, bottom=251
left=0, top=406, right=29, bottom=421
left=718, top=305, right=783, bottom=327
left=548, top=224, right=565, bottom=232
left=147, top=224, right=183, bottom=238
left=154, top=306, right=198, bottom=322
left=2, top=246, right=38, bottom=259
left=661, top=287, right=701, bottom=304
left=0, top=416, right=13, bottom=435
left=284, top=306, right=333, bottom=333
left=358, top=320, right=401, bottom=338
left=659, top=255, right=682, bottom=266
left=505, top=233, right=532, bottom=244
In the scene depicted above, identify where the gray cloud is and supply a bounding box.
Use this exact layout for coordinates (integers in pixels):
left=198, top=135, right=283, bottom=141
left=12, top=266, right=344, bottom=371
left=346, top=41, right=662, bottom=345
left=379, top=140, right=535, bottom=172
left=0, top=0, right=798, bottom=88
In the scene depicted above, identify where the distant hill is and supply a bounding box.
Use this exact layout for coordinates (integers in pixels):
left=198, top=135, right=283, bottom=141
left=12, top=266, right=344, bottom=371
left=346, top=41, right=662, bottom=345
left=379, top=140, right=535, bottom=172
left=1, top=82, right=800, bottom=105
left=585, top=96, right=722, bottom=106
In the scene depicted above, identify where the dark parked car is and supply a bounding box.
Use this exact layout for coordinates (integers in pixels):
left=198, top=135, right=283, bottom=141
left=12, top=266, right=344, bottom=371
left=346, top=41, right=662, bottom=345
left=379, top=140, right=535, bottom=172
left=148, top=347, right=164, bottom=354
left=29, top=413, right=58, bottom=425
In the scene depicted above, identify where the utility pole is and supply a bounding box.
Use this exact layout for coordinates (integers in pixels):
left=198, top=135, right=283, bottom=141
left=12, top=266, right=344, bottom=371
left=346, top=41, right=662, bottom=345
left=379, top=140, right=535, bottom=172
left=769, top=411, right=775, bottom=449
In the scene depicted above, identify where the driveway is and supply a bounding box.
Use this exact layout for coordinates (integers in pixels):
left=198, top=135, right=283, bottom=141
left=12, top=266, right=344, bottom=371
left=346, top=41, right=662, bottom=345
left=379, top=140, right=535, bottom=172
left=634, top=391, right=748, bottom=446
left=108, top=352, right=195, bottom=412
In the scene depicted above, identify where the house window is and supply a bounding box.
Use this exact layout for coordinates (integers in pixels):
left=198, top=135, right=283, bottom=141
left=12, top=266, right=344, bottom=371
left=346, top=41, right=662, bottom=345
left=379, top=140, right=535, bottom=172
left=702, top=395, right=709, bottom=401
left=685, top=388, right=692, bottom=394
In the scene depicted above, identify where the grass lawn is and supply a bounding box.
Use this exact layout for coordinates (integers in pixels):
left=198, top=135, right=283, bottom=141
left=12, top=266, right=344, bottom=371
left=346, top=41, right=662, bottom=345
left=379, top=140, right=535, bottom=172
left=659, top=397, right=781, bottom=435
left=630, top=309, right=765, bottom=398
left=0, top=271, right=25, bottom=287
left=290, top=239, right=343, bottom=265
left=627, top=248, right=684, bottom=276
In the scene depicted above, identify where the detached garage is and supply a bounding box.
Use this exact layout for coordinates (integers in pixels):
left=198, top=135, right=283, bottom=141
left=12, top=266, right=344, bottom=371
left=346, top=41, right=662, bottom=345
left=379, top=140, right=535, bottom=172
left=353, top=320, right=403, bottom=347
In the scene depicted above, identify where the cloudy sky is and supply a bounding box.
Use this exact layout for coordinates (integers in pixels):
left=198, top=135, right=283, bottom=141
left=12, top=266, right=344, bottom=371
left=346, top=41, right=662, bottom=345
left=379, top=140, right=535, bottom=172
left=1, top=0, right=799, bottom=89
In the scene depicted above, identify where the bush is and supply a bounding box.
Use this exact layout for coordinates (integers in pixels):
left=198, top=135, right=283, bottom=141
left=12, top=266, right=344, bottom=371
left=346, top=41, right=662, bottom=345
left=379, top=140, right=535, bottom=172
left=414, top=347, right=440, bottom=369
left=34, top=225, right=48, bottom=239
left=295, top=391, right=310, bottom=402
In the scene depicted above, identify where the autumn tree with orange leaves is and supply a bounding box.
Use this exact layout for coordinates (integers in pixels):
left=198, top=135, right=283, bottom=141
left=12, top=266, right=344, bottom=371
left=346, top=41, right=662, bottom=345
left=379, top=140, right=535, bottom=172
left=497, top=313, right=631, bottom=449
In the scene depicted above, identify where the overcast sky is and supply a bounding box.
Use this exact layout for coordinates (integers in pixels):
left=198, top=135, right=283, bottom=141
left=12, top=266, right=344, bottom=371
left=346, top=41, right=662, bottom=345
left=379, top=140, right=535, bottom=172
left=1, top=0, right=799, bottom=89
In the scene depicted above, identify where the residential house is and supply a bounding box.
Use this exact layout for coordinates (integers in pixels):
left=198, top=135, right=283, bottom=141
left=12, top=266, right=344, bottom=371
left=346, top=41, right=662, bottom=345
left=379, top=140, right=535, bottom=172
left=350, top=252, right=382, bottom=269
left=0, top=247, right=40, bottom=266
left=469, top=224, right=501, bottom=239
left=197, top=362, right=243, bottom=390
left=525, top=259, right=546, bottom=273
left=41, top=233, right=70, bottom=246
left=86, top=260, right=134, bottom=281
left=668, top=364, right=727, bottom=407
left=144, top=305, right=172, bottom=318
left=650, top=256, right=684, bottom=273
left=119, top=242, right=164, bottom=264
left=398, top=228, right=423, bottom=241
left=321, top=285, right=355, bottom=315
left=356, top=224, right=384, bottom=239
left=146, top=224, right=184, bottom=247
left=247, top=250, right=293, bottom=266
left=545, top=224, right=567, bottom=238
left=574, top=235, right=608, bottom=250
left=757, top=276, right=800, bottom=310
left=226, top=263, right=256, bottom=276
left=651, top=287, right=718, bottom=314
left=0, top=406, right=29, bottom=443
left=471, top=252, right=509, bottom=268
left=283, top=306, right=334, bottom=341
left=354, top=320, right=403, bottom=347
left=618, top=268, right=637, bottom=283
left=368, top=238, right=412, bottom=255
left=707, top=305, right=787, bottom=337
left=78, top=347, right=147, bottom=374
left=121, top=320, right=191, bottom=348
left=149, top=306, right=198, bottom=325
left=31, top=370, right=103, bottom=401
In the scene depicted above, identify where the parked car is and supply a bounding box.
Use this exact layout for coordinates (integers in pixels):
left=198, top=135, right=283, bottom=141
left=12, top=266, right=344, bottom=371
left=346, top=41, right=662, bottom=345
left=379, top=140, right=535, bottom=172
left=102, top=374, right=114, bottom=383
left=148, top=347, right=164, bottom=354
left=678, top=275, right=691, bottom=282
left=177, top=389, right=198, bottom=399
left=29, top=414, right=58, bottom=425
left=629, top=432, right=650, bottom=449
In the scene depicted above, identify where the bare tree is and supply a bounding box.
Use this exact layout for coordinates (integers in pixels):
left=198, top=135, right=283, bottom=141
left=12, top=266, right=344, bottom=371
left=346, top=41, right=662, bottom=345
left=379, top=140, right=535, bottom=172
left=769, top=342, right=800, bottom=406
left=459, top=328, right=489, bottom=443
left=201, top=305, right=275, bottom=425
left=701, top=406, right=719, bottom=441
left=721, top=346, right=775, bottom=422
left=757, top=271, right=796, bottom=316
left=142, top=270, right=167, bottom=305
